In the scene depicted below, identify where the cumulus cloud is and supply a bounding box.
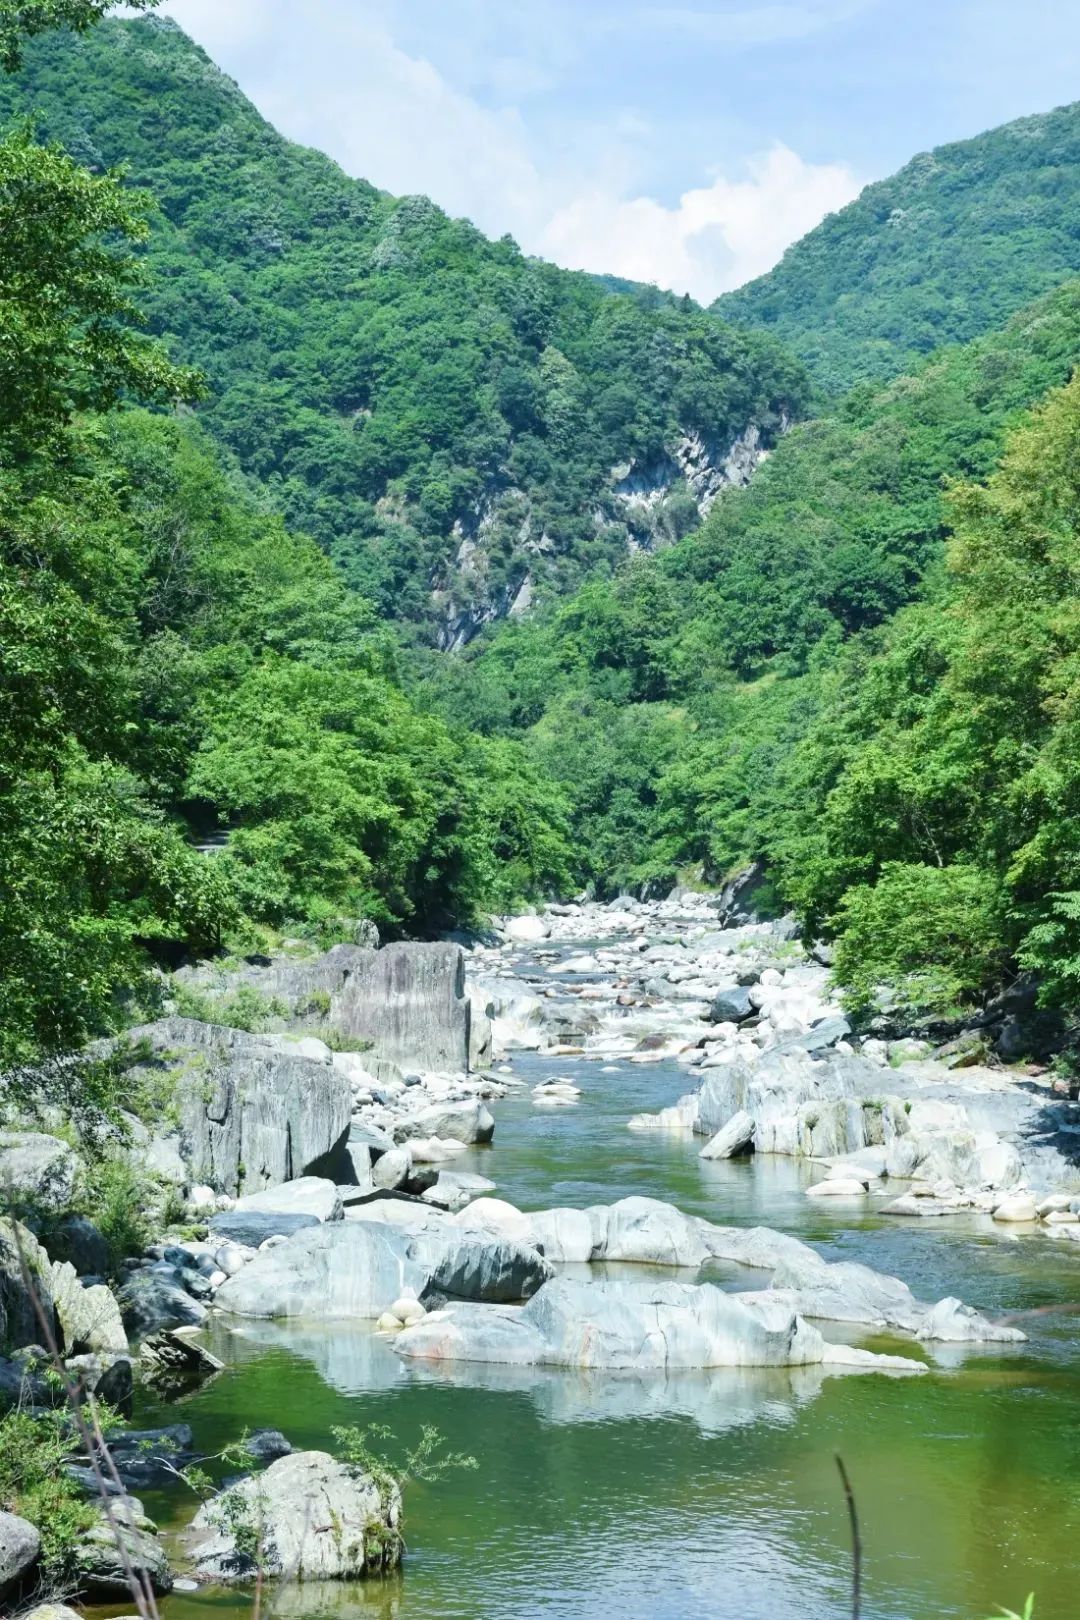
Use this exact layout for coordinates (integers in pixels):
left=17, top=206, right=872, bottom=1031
left=540, top=145, right=861, bottom=299
left=162, top=0, right=862, bottom=301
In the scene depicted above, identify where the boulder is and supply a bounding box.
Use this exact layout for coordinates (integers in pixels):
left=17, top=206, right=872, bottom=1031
left=699, top=1110, right=755, bottom=1160
left=214, top=1219, right=551, bottom=1320
left=993, top=1193, right=1039, bottom=1223
left=118, top=1270, right=208, bottom=1336
left=0, top=1132, right=78, bottom=1213
left=233, top=1177, right=343, bottom=1224
left=207, top=1210, right=320, bottom=1249
left=0, top=1219, right=54, bottom=1350
left=0, top=1511, right=40, bottom=1597
left=192, top=1450, right=401, bottom=1581
left=244, top=1429, right=293, bottom=1464
left=140, top=1331, right=224, bottom=1390
left=372, top=1146, right=412, bottom=1192
left=707, top=988, right=754, bottom=1024
left=49, top=1214, right=109, bottom=1278
left=393, top=1101, right=495, bottom=1146
left=505, top=915, right=550, bottom=943
left=122, top=1019, right=353, bottom=1196
left=916, top=1297, right=1027, bottom=1344
left=51, top=1263, right=129, bottom=1354
left=66, top=1352, right=134, bottom=1407
left=591, top=1197, right=711, bottom=1268
left=74, top=1499, right=171, bottom=1598
left=395, top=1277, right=922, bottom=1374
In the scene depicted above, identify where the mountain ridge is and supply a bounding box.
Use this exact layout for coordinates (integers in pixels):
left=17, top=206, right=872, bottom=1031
left=714, top=97, right=1080, bottom=394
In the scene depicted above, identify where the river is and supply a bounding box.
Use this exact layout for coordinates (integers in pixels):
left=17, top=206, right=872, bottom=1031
left=112, top=942, right=1080, bottom=1620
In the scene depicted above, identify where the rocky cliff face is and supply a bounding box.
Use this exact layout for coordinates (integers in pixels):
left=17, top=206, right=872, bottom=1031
left=431, top=420, right=782, bottom=650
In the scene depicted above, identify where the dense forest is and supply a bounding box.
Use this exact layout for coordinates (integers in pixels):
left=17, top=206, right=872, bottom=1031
left=434, top=282, right=1080, bottom=1022
left=0, top=15, right=807, bottom=646
left=715, top=99, right=1080, bottom=395
left=9, top=1, right=1080, bottom=1065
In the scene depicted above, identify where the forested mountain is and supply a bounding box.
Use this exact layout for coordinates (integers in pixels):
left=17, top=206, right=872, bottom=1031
left=434, top=281, right=1080, bottom=1019
left=0, top=14, right=807, bottom=646
left=715, top=100, right=1080, bottom=395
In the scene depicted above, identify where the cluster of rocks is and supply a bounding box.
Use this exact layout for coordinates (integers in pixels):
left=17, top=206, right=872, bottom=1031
left=475, top=897, right=1079, bottom=1230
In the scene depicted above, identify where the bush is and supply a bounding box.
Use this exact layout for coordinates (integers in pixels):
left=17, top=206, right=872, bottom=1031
left=831, top=862, right=1008, bottom=1014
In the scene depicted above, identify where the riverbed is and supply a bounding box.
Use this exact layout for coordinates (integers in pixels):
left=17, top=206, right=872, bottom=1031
left=111, top=1018, right=1080, bottom=1620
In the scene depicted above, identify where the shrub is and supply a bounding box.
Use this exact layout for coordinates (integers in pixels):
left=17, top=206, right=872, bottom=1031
left=831, top=861, right=1008, bottom=1014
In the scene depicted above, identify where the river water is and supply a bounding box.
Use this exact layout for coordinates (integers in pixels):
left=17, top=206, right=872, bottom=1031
left=117, top=1021, right=1080, bottom=1620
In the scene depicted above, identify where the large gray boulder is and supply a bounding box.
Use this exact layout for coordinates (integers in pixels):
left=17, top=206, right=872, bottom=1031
left=0, top=1511, right=40, bottom=1598
left=0, top=1132, right=79, bottom=1213
left=694, top=1050, right=906, bottom=1159
left=49, top=1214, right=109, bottom=1278
left=51, top=1262, right=129, bottom=1355
left=118, top=1269, right=207, bottom=1336
left=233, top=1177, right=343, bottom=1224
left=123, top=1020, right=353, bottom=1196
left=0, top=1219, right=54, bottom=1349
left=393, top=1101, right=495, bottom=1147
left=394, top=1277, right=923, bottom=1374
left=192, top=1451, right=401, bottom=1581
left=215, top=1218, right=551, bottom=1320
left=700, top=1110, right=756, bottom=1159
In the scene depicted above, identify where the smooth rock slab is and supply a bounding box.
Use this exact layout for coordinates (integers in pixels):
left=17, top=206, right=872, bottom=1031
left=700, top=1110, right=756, bottom=1160
left=192, top=1451, right=400, bottom=1581
left=233, top=1177, right=343, bottom=1224
left=395, top=1277, right=924, bottom=1374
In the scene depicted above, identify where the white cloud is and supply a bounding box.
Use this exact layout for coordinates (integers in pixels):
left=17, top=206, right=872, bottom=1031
left=540, top=144, right=862, bottom=299
left=161, top=0, right=862, bottom=302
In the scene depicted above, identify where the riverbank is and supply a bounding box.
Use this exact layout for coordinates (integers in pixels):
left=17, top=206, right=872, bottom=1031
left=3, top=896, right=1080, bottom=1617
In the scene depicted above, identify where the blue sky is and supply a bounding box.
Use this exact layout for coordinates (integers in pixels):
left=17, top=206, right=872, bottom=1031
left=161, top=0, right=1080, bottom=301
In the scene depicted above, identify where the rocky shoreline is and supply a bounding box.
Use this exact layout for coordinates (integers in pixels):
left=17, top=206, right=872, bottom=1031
left=1, top=893, right=1078, bottom=1608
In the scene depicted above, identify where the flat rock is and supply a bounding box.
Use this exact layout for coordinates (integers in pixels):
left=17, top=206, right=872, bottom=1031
left=233, top=1177, right=343, bottom=1224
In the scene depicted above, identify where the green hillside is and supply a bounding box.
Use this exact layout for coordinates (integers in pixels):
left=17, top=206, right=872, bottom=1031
left=0, top=14, right=807, bottom=644
left=714, top=100, right=1080, bottom=395
left=430, top=280, right=1080, bottom=1014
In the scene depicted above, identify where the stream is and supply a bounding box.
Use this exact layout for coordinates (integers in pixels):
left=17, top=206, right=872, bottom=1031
left=111, top=936, right=1080, bottom=1620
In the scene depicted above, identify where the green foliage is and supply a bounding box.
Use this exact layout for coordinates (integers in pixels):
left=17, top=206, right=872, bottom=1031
left=0, top=0, right=159, bottom=72
left=80, top=1147, right=152, bottom=1274
left=435, top=284, right=1080, bottom=905
left=716, top=100, right=1080, bottom=394
left=172, top=982, right=286, bottom=1033
left=830, top=863, right=1008, bottom=1014
left=330, top=1420, right=477, bottom=1570
left=0, top=117, right=199, bottom=464
left=0, top=14, right=808, bottom=638
left=0, top=1406, right=103, bottom=1582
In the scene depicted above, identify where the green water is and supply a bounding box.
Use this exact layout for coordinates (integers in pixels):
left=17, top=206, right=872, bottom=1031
left=119, top=1054, right=1080, bottom=1620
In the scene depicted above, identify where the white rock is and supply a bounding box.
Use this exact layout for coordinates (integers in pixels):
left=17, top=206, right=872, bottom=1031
left=806, top=1178, right=869, bottom=1198
left=992, top=1194, right=1039, bottom=1223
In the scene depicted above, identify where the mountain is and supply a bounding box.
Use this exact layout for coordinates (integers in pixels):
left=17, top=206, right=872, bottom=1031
left=0, top=15, right=808, bottom=646
left=429, top=279, right=1080, bottom=974
left=714, top=100, right=1080, bottom=395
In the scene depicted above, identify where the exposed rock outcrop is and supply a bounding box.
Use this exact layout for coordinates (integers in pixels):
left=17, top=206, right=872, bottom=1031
left=123, top=1019, right=353, bottom=1195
